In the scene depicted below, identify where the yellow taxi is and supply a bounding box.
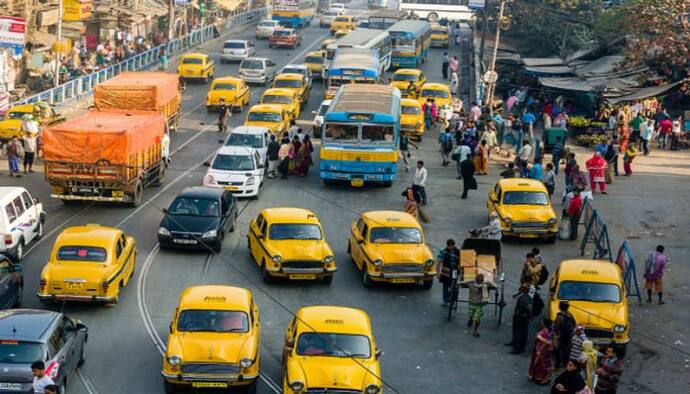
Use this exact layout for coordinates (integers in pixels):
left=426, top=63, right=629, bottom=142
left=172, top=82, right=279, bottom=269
left=37, top=224, right=136, bottom=305
left=273, top=73, right=310, bottom=105
left=400, top=99, right=425, bottom=140
left=260, top=88, right=301, bottom=121
left=347, top=211, right=436, bottom=289
left=389, top=69, right=426, bottom=99
left=178, top=53, right=215, bottom=83
left=282, top=306, right=382, bottom=394
left=304, top=50, right=327, bottom=79
left=162, top=285, right=260, bottom=393
left=320, top=38, right=335, bottom=52
left=206, top=76, right=251, bottom=112
left=430, top=24, right=450, bottom=47
left=329, top=15, right=356, bottom=35
left=0, top=103, right=63, bottom=140
left=549, top=259, right=629, bottom=356
left=247, top=208, right=336, bottom=285
left=333, top=29, right=349, bottom=39
left=487, top=178, right=558, bottom=242
left=245, top=104, right=291, bottom=137
left=418, top=83, right=452, bottom=108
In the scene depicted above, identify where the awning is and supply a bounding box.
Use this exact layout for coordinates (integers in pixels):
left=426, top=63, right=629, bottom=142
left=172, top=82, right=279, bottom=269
left=538, top=75, right=642, bottom=93
left=522, top=57, right=564, bottom=67
left=216, top=0, right=243, bottom=11
left=606, top=81, right=684, bottom=104
left=523, top=65, right=573, bottom=77
left=574, top=55, right=625, bottom=77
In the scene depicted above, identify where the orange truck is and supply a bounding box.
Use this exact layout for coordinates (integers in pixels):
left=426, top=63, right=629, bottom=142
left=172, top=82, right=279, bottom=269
left=94, top=72, right=181, bottom=131
left=43, top=109, right=166, bottom=206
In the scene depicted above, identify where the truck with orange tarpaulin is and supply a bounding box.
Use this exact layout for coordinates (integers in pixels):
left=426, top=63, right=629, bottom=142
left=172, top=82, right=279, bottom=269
left=43, top=110, right=166, bottom=206
left=93, top=72, right=181, bottom=132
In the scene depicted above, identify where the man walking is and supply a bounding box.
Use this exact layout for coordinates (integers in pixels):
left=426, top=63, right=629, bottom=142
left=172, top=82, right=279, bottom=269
left=22, top=133, right=37, bottom=174
left=469, top=101, right=481, bottom=123
left=439, top=128, right=453, bottom=166
left=551, top=136, right=563, bottom=175
left=553, top=301, right=576, bottom=369
left=442, top=52, right=449, bottom=80
left=460, top=273, right=491, bottom=337
left=508, top=284, right=533, bottom=354
left=644, top=245, right=667, bottom=304
left=521, top=110, right=536, bottom=140
left=5, top=136, right=23, bottom=177
left=460, top=154, right=475, bottom=199
left=31, top=361, right=54, bottom=394
left=413, top=160, right=427, bottom=205
left=266, top=134, right=280, bottom=178
left=437, top=239, right=460, bottom=307
left=639, top=118, right=653, bottom=155
left=567, top=190, right=582, bottom=240
left=452, top=142, right=471, bottom=180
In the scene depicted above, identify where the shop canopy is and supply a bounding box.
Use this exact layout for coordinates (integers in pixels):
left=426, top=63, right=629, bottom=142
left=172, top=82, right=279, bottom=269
left=606, top=81, right=684, bottom=104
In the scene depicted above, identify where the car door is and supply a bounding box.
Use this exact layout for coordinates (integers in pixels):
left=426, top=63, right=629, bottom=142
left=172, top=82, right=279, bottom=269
left=0, top=259, right=12, bottom=309
left=249, top=215, right=265, bottom=264
left=282, top=317, right=296, bottom=364
left=59, top=317, right=81, bottom=377
left=253, top=151, right=265, bottom=181
left=352, top=220, right=368, bottom=269
left=119, top=234, right=134, bottom=283
left=19, top=191, right=37, bottom=243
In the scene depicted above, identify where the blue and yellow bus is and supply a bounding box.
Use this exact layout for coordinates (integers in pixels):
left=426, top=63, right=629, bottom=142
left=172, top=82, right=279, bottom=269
left=320, top=84, right=401, bottom=187
left=388, top=20, right=432, bottom=68
left=327, top=29, right=392, bottom=72
left=325, top=48, right=381, bottom=99
left=273, top=0, right=315, bottom=28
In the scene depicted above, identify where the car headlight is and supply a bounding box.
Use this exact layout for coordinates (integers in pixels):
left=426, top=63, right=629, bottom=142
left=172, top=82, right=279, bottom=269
left=158, top=227, right=171, bottom=236
left=323, top=255, right=335, bottom=263
left=613, top=324, right=626, bottom=333
left=373, top=259, right=383, bottom=267
left=272, top=255, right=282, bottom=263
left=167, top=355, right=182, bottom=366
left=425, top=259, right=435, bottom=267
left=366, top=385, right=381, bottom=394
left=202, top=230, right=217, bottom=238
left=290, top=381, right=304, bottom=392
left=204, top=174, right=216, bottom=185
left=246, top=177, right=256, bottom=186
left=240, top=358, right=253, bottom=368
left=503, top=216, right=512, bottom=224
left=548, top=218, right=557, bottom=225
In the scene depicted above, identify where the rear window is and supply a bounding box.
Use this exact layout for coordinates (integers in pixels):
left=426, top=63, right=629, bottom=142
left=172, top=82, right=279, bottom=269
left=335, top=17, right=350, bottom=22
left=241, top=60, right=264, bottom=70
left=57, top=246, right=108, bottom=262
left=306, top=56, right=324, bottom=64
left=0, top=341, right=43, bottom=364
left=182, top=57, right=203, bottom=65
left=274, top=30, right=291, bottom=37
left=259, top=21, right=276, bottom=27
left=224, top=42, right=246, bottom=49
left=4, top=203, right=17, bottom=224
left=213, top=83, right=237, bottom=91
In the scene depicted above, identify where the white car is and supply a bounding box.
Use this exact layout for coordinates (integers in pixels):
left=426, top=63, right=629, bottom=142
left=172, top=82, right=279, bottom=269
left=223, top=126, right=270, bottom=165
left=319, top=9, right=343, bottom=28
left=256, top=19, right=280, bottom=39
left=220, top=39, right=255, bottom=63
left=203, top=146, right=265, bottom=198
left=331, top=3, right=347, bottom=13
left=0, top=187, right=45, bottom=261
left=280, top=64, right=313, bottom=90
left=311, top=99, right=331, bottom=136
left=239, top=57, right=277, bottom=85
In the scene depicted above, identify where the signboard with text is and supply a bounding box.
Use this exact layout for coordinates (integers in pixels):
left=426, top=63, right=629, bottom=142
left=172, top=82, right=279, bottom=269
left=63, top=0, right=93, bottom=22
left=0, top=16, right=26, bottom=56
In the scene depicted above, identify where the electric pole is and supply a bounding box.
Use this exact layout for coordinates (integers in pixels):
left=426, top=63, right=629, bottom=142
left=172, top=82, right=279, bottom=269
left=168, top=0, right=175, bottom=40
left=485, top=0, right=506, bottom=116
left=55, top=0, right=63, bottom=87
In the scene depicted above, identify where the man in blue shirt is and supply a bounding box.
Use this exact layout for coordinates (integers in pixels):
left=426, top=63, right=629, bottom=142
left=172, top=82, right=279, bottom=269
left=521, top=110, right=536, bottom=140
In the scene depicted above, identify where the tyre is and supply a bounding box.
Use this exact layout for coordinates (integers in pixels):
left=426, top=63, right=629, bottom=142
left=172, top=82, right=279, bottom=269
left=164, top=380, right=177, bottom=394
left=106, top=294, right=119, bottom=306
left=422, top=279, right=433, bottom=290
left=35, top=221, right=44, bottom=240
left=382, top=181, right=392, bottom=188
left=78, top=342, right=87, bottom=367
left=362, top=266, right=373, bottom=287
left=229, top=214, right=237, bottom=233
left=323, top=275, right=333, bottom=285
left=262, top=262, right=273, bottom=284
left=246, top=380, right=257, bottom=394
left=547, top=234, right=557, bottom=244
left=12, top=239, right=24, bottom=261
left=129, top=180, right=143, bottom=207
left=211, top=233, right=224, bottom=253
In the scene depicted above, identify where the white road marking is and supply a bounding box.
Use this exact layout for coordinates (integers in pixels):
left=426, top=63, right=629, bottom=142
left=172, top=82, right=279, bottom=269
left=76, top=368, right=100, bottom=394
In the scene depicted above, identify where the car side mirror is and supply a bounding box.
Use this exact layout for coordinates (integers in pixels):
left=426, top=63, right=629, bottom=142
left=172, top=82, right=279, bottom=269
left=375, top=349, right=384, bottom=359
left=203, top=160, right=211, bottom=167
left=11, top=264, right=21, bottom=273
left=169, top=322, right=174, bottom=333
left=285, top=337, right=294, bottom=348
left=76, top=323, right=87, bottom=332
left=218, top=139, right=225, bottom=144
left=162, top=208, right=169, bottom=214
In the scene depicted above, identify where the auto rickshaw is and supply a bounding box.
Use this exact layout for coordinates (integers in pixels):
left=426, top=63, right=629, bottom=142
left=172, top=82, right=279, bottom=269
left=542, top=127, right=568, bottom=153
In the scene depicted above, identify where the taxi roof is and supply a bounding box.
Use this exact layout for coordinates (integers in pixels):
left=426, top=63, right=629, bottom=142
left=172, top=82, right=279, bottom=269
left=9, top=104, right=34, bottom=112
left=306, top=50, right=326, bottom=57
left=248, top=104, right=285, bottom=113
left=401, top=98, right=422, bottom=107
left=394, top=69, right=423, bottom=75
left=179, top=285, right=252, bottom=311
left=262, top=88, right=297, bottom=97
left=421, top=83, right=450, bottom=91
left=261, top=207, right=321, bottom=224
left=182, top=53, right=207, bottom=59
left=275, top=73, right=305, bottom=80
left=558, top=259, right=622, bottom=283
left=295, top=306, right=372, bottom=335
left=361, top=210, right=421, bottom=228
left=212, top=76, right=243, bottom=84
left=56, top=224, right=120, bottom=248
left=497, top=178, right=548, bottom=192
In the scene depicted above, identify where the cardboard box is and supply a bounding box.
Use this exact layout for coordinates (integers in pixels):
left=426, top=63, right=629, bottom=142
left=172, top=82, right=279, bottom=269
left=460, top=249, right=477, bottom=267
left=463, top=267, right=477, bottom=281
left=477, top=254, right=497, bottom=271
left=477, top=267, right=495, bottom=283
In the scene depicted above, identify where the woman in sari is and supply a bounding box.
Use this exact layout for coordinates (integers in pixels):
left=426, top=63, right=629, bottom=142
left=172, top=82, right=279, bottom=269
left=529, top=318, right=554, bottom=385
left=288, top=135, right=302, bottom=175
left=297, top=135, right=314, bottom=176
left=476, top=140, right=489, bottom=175
left=585, top=152, right=608, bottom=194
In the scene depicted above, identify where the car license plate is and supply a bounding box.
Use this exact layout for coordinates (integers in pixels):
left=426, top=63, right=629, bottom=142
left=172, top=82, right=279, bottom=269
left=192, top=382, right=228, bottom=388
left=225, top=186, right=239, bottom=191
left=391, top=278, right=415, bottom=284
left=67, top=282, right=84, bottom=290
left=112, top=190, right=125, bottom=199
left=173, top=239, right=197, bottom=245
left=350, top=179, right=364, bottom=187
left=290, top=274, right=316, bottom=280
left=0, top=383, right=22, bottom=390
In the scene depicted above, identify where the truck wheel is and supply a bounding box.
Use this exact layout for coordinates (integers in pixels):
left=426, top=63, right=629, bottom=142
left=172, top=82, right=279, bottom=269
left=129, top=180, right=143, bottom=207
left=153, top=165, right=165, bottom=186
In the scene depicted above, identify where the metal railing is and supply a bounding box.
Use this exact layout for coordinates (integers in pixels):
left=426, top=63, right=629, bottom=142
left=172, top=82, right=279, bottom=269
left=13, top=7, right=270, bottom=107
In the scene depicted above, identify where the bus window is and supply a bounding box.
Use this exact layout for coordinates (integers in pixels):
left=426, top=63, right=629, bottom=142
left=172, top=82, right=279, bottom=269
left=362, top=125, right=394, bottom=143
left=325, top=124, right=358, bottom=141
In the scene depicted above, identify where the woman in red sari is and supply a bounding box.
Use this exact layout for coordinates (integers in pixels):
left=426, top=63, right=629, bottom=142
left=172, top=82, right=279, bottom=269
left=528, top=318, right=554, bottom=385
left=297, top=135, right=314, bottom=176
left=585, top=151, right=608, bottom=194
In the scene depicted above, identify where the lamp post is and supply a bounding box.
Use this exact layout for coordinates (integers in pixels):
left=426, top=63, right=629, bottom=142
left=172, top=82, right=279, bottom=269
left=485, top=0, right=506, bottom=116
left=54, top=0, right=63, bottom=87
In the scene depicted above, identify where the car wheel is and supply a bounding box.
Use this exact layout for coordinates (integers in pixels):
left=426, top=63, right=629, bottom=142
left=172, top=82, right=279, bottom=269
left=13, top=239, right=24, bottom=261
left=547, top=234, right=557, bottom=244
left=107, top=294, right=119, bottom=306
left=36, top=221, right=44, bottom=240
left=246, top=380, right=258, bottom=394
left=129, top=180, right=143, bottom=207
left=13, top=283, right=22, bottom=307
left=362, top=265, right=373, bottom=287
left=164, top=380, right=177, bottom=394
left=422, top=279, right=434, bottom=290
left=262, top=261, right=273, bottom=284
left=230, top=214, right=237, bottom=233
left=212, top=234, right=223, bottom=253
left=78, top=342, right=87, bottom=367
left=323, top=275, right=333, bottom=285
left=346, top=241, right=351, bottom=255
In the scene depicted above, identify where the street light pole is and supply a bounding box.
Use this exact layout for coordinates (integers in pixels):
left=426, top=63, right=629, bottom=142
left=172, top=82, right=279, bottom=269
left=54, top=0, right=63, bottom=87
left=168, top=0, right=175, bottom=40
left=486, top=0, right=506, bottom=116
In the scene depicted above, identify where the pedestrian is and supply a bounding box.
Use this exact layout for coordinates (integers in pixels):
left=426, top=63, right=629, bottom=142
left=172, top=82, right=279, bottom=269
left=581, top=340, right=598, bottom=390
left=266, top=134, right=280, bottom=178
left=585, top=152, right=608, bottom=194
left=402, top=186, right=420, bottom=218
left=277, top=137, right=291, bottom=179
left=288, top=135, right=302, bottom=175
left=508, top=284, right=533, bottom=354
left=657, top=116, right=672, bottom=148
left=569, top=325, right=588, bottom=363
left=639, top=118, right=652, bottom=155
left=437, top=239, right=460, bottom=307
left=218, top=103, right=230, bottom=133
left=449, top=55, right=459, bottom=77
left=551, top=360, right=586, bottom=394
left=460, top=154, right=476, bottom=199
left=555, top=112, right=569, bottom=129
left=412, top=160, right=427, bottom=205
left=31, top=361, right=55, bottom=394
left=564, top=152, right=577, bottom=190
left=476, top=140, right=489, bottom=175
left=530, top=159, right=543, bottom=181
left=595, top=344, right=623, bottom=394
left=531, top=246, right=543, bottom=264
left=5, top=136, right=23, bottom=177
left=517, top=140, right=532, bottom=178
left=571, top=165, right=588, bottom=192
left=543, top=101, right=553, bottom=129
left=442, top=52, right=449, bottom=80
left=543, top=163, right=556, bottom=196
left=483, top=122, right=498, bottom=153
left=479, top=212, right=502, bottom=240
left=43, top=385, right=59, bottom=394
left=439, top=128, right=453, bottom=166
left=644, top=245, right=667, bottom=304
left=671, top=115, right=682, bottom=151
left=553, top=301, right=576, bottom=369
left=629, top=113, right=644, bottom=143
left=452, top=142, right=471, bottom=180
left=399, top=133, right=418, bottom=172
left=460, top=272, right=492, bottom=337
left=622, top=144, right=638, bottom=176
left=521, top=253, right=543, bottom=286
left=500, top=163, right=516, bottom=178
left=551, top=136, right=563, bottom=175
left=297, top=135, right=313, bottom=176
left=450, top=71, right=459, bottom=95
left=603, top=142, right=617, bottom=183
left=521, top=110, right=536, bottom=140
left=528, top=318, right=554, bottom=385
left=159, top=47, right=168, bottom=70
left=22, top=132, right=37, bottom=173
left=470, top=101, right=481, bottom=123
left=566, top=190, right=582, bottom=240
left=464, top=119, right=477, bottom=140
left=423, top=99, right=433, bottom=131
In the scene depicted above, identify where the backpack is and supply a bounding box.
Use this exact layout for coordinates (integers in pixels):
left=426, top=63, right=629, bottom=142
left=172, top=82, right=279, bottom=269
left=558, top=311, right=576, bottom=340
left=442, top=138, right=453, bottom=153
left=644, top=252, right=656, bottom=275
left=538, top=265, right=549, bottom=286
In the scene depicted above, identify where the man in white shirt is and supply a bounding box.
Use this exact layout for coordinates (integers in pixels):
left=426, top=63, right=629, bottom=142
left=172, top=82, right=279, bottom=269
left=412, top=160, right=428, bottom=205
left=161, top=129, right=170, bottom=167
left=31, top=361, right=54, bottom=394
left=517, top=141, right=532, bottom=177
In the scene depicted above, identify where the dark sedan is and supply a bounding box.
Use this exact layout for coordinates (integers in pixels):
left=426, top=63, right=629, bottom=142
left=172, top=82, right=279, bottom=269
left=0, top=254, right=22, bottom=310
left=157, top=187, right=238, bottom=253
left=0, top=309, right=87, bottom=393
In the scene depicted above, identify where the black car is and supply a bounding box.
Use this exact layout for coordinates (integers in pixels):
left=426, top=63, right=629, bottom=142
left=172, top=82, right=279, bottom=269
left=0, top=309, right=87, bottom=393
left=158, top=187, right=239, bottom=253
left=0, top=254, right=22, bottom=309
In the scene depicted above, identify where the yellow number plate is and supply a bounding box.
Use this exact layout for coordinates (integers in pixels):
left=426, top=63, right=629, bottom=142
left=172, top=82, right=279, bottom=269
left=289, top=274, right=316, bottom=280
left=112, top=190, right=125, bottom=199
left=350, top=179, right=364, bottom=187
left=67, top=282, right=84, bottom=290
left=192, top=382, right=228, bottom=388
left=225, top=186, right=239, bottom=191
left=391, top=278, right=416, bottom=284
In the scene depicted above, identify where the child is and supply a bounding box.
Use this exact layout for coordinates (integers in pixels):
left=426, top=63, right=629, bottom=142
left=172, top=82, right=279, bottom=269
left=623, top=144, right=639, bottom=176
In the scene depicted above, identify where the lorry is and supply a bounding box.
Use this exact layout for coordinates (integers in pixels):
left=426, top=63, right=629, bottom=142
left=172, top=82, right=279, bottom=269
left=94, top=72, right=181, bottom=132
left=43, top=110, right=166, bottom=206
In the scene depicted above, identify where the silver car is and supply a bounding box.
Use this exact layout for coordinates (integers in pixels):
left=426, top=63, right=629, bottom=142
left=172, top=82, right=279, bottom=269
left=255, top=19, right=280, bottom=39
left=239, top=57, right=277, bottom=85
left=220, top=39, right=255, bottom=63
left=319, top=9, right=343, bottom=28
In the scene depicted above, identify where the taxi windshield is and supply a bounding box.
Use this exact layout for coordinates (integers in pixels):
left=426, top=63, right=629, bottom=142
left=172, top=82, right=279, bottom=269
left=248, top=111, right=281, bottom=122
left=57, top=246, right=108, bottom=262
left=306, top=56, right=324, bottom=64
left=282, top=68, right=305, bottom=76
left=393, top=73, right=418, bottom=82
left=0, top=341, right=43, bottom=364
left=213, top=83, right=237, bottom=91
left=402, top=105, right=420, bottom=115
left=182, top=57, right=203, bottom=64
left=6, top=111, right=30, bottom=120
left=226, top=133, right=263, bottom=148
left=269, top=223, right=322, bottom=240
left=432, top=28, right=447, bottom=34
left=369, top=227, right=422, bottom=243
left=168, top=197, right=220, bottom=217
left=421, top=89, right=449, bottom=98
left=274, top=79, right=301, bottom=89
left=224, top=42, right=246, bottom=49
left=177, top=310, right=249, bottom=333
left=262, top=95, right=293, bottom=105
left=212, top=154, right=255, bottom=171
left=557, top=281, right=621, bottom=303
left=502, top=191, right=548, bottom=205
left=297, top=333, right=370, bottom=358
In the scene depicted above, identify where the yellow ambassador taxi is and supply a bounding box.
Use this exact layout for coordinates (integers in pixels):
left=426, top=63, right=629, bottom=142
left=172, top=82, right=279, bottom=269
left=0, top=103, right=63, bottom=140
left=487, top=178, right=558, bottom=242
left=330, top=15, right=356, bottom=35
left=273, top=73, right=310, bottom=105
left=283, top=306, right=382, bottom=394
left=400, top=99, right=425, bottom=140
left=245, top=104, right=291, bottom=137
left=206, top=77, right=251, bottom=112
left=549, top=260, right=630, bottom=356
left=178, top=53, right=215, bottom=83
left=390, top=69, right=427, bottom=99
left=260, top=88, right=301, bottom=121
left=162, top=285, right=260, bottom=393
left=37, top=224, right=136, bottom=305
left=418, top=83, right=452, bottom=108
left=430, top=24, right=450, bottom=48
left=304, top=50, right=327, bottom=79
left=347, top=211, right=436, bottom=289
left=333, top=30, right=349, bottom=39
left=247, top=208, right=336, bottom=285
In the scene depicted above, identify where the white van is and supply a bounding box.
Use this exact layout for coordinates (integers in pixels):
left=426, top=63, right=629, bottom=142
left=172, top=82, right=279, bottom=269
left=239, top=57, right=277, bottom=85
left=0, top=187, right=45, bottom=261
left=220, top=39, right=255, bottom=63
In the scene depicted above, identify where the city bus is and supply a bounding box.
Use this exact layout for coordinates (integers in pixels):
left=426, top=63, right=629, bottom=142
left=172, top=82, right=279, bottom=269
left=388, top=19, right=431, bottom=68
left=273, top=0, right=316, bottom=28
left=368, top=9, right=409, bottom=30
left=325, top=48, right=381, bottom=99
left=326, top=29, right=392, bottom=72
left=367, top=0, right=389, bottom=9
left=399, top=0, right=474, bottom=22
left=320, top=84, right=401, bottom=187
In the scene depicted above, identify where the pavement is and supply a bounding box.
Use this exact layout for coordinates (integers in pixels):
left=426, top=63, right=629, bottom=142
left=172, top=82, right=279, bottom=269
left=3, top=1, right=690, bottom=393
